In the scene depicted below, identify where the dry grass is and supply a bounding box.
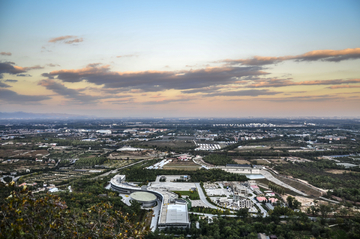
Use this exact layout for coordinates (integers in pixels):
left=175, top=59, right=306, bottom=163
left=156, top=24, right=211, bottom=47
left=325, top=169, right=360, bottom=174
left=269, top=158, right=288, bottom=164
left=254, top=159, right=270, bottom=165
left=233, top=159, right=251, bottom=164
left=163, top=160, right=200, bottom=171
left=163, top=166, right=200, bottom=171
left=275, top=175, right=322, bottom=197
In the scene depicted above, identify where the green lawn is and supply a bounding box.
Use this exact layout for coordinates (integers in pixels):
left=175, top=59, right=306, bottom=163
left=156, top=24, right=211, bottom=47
left=173, top=190, right=200, bottom=200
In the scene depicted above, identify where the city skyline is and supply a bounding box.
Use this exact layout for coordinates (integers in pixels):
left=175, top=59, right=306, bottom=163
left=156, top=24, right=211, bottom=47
left=1, top=0, right=360, bottom=118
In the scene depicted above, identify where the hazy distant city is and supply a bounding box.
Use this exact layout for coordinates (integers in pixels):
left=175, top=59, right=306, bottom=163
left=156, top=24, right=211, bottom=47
left=1, top=116, right=360, bottom=238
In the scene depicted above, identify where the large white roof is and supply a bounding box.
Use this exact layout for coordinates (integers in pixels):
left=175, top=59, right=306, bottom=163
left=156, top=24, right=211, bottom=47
left=165, top=204, right=189, bottom=224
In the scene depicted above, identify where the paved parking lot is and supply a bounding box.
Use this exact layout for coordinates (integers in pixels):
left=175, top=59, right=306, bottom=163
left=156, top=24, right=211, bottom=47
left=205, top=188, right=230, bottom=196
left=149, top=181, right=196, bottom=191
left=155, top=175, right=189, bottom=183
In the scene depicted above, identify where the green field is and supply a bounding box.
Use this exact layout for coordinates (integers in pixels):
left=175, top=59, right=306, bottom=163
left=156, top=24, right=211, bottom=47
left=173, top=190, right=200, bottom=200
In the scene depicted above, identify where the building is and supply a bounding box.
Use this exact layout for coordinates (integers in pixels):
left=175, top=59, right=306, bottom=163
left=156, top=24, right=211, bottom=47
left=110, top=174, right=190, bottom=230
left=256, top=197, right=267, bottom=203
left=237, top=198, right=253, bottom=208
left=159, top=203, right=190, bottom=229
left=130, top=191, right=157, bottom=208
left=219, top=164, right=260, bottom=174
left=233, top=184, right=249, bottom=197
left=96, top=130, right=112, bottom=134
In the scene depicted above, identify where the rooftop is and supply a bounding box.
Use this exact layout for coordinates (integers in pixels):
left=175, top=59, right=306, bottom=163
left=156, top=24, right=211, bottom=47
left=165, top=204, right=189, bottom=224
left=130, top=191, right=157, bottom=202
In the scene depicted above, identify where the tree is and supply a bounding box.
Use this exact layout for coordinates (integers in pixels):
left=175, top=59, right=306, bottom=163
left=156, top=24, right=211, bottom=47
left=287, top=196, right=294, bottom=208
left=319, top=204, right=332, bottom=218
left=287, top=196, right=301, bottom=210
left=237, top=208, right=249, bottom=220
left=0, top=183, right=150, bottom=238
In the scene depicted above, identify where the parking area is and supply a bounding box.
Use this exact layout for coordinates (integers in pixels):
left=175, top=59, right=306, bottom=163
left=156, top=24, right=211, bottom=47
left=150, top=181, right=196, bottom=191
left=155, top=175, right=190, bottom=182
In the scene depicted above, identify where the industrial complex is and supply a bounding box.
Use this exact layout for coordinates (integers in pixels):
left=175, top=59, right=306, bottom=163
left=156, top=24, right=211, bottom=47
left=110, top=175, right=191, bottom=230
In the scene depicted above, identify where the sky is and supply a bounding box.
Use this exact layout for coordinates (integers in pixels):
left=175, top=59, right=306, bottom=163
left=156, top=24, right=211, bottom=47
left=0, top=0, right=360, bottom=118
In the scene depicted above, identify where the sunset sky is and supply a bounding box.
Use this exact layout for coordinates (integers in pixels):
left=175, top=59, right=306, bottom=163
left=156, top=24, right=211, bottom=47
left=1, top=0, right=360, bottom=118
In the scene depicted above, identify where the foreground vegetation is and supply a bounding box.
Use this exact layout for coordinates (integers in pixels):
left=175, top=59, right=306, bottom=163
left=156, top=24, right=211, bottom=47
left=0, top=182, right=150, bottom=239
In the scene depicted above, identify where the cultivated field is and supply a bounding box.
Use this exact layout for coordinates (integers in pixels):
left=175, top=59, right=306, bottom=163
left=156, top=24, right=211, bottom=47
left=135, top=140, right=195, bottom=149
left=163, top=160, right=200, bottom=171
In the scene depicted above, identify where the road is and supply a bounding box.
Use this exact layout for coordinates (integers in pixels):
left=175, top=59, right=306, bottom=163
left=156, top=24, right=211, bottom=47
left=93, top=160, right=145, bottom=179
left=260, top=169, right=308, bottom=196
left=195, top=183, right=220, bottom=210
left=249, top=195, right=268, bottom=218
left=150, top=199, right=162, bottom=232
left=195, top=183, right=235, bottom=213
left=189, top=212, right=237, bottom=218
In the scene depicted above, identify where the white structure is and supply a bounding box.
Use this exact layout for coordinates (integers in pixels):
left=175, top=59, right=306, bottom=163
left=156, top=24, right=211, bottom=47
left=130, top=191, right=157, bottom=207
left=233, top=184, right=249, bottom=197
left=116, top=175, right=126, bottom=183
left=237, top=198, right=253, bottom=209
left=117, top=146, right=145, bottom=151
left=110, top=175, right=190, bottom=230
left=164, top=204, right=190, bottom=228
left=219, top=164, right=260, bottom=174
left=146, top=159, right=172, bottom=169
left=96, top=130, right=112, bottom=134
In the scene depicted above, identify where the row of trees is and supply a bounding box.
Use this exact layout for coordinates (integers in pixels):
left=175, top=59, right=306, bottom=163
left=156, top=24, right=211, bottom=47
left=121, top=168, right=248, bottom=184
left=268, top=182, right=286, bottom=195
left=74, top=157, right=107, bottom=167
left=202, top=154, right=236, bottom=166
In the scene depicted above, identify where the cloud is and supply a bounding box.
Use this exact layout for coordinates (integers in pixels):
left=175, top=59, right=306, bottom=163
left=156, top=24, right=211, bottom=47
left=328, top=85, right=360, bottom=89
left=142, top=98, right=193, bottom=105
left=105, top=98, right=135, bottom=105
left=38, top=79, right=105, bottom=104
left=49, top=35, right=75, bottom=43
left=17, top=74, right=32, bottom=77
left=116, top=54, right=138, bottom=58
left=77, top=87, right=132, bottom=95
left=0, top=81, right=11, bottom=88
left=65, top=38, right=83, bottom=44
left=0, top=89, right=50, bottom=104
left=0, top=62, right=45, bottom=78
left=263, top=95, right=342, bottom=102
left=49, top=35, right=83, bottom=44
left=0, top=62, right=26, bottom=78
left=38, top=79, right=129, bottom=104
left=4, top=79, right=17, bottom=83
left=245, top=78, right=360, bottom=88
left=47, top=63, right=60, bottom=67
left=203, top=89, right=281, bottom=97
left=42, top=63, right=267, bottom=92
left=23, top=65, right=44, bottom=70
left=181, top=86, right=221, bottom=94
left=0, top=52, right=11, bottom=56
left=222, top=48, right=360, bottom=66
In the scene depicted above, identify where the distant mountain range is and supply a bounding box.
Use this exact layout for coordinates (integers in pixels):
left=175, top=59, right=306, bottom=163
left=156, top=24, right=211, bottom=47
left=0, top=111, right=91, bottom=119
